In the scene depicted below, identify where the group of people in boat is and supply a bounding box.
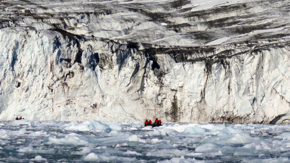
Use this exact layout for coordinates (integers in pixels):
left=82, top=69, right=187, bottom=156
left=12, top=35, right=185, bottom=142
left=144, top=118, right=162, bottom=127
left=15, top=117, right=24, bottom=120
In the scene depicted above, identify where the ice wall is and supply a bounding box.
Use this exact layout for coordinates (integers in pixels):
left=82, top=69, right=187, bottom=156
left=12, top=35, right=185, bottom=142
left=1, top=0, right=290, bottom=123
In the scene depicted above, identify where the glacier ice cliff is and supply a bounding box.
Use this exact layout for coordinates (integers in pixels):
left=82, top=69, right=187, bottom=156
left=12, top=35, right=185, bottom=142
left=1, top=0, right=290, bottom=123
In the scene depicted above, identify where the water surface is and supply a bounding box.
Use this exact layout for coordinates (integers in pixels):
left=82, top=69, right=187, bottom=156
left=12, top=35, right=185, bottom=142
left=0, top=120, right=290, bottom=162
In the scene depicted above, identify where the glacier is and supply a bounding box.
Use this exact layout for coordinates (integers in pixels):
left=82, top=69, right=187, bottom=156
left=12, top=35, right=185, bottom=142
left=1, top=0, right=290, bottom=123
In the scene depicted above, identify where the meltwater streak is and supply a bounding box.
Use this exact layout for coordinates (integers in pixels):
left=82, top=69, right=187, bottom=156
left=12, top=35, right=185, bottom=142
left=0, top=120, right=289, bottom=162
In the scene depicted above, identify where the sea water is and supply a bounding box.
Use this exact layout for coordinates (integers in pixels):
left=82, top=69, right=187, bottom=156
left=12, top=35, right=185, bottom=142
left=0, top=120, right=290, bottom=162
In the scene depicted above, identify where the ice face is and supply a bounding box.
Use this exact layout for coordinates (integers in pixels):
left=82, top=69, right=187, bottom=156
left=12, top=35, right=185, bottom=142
left=1, top=0, right=290, bottom=123
left=0, top=120, right=289, bottom=162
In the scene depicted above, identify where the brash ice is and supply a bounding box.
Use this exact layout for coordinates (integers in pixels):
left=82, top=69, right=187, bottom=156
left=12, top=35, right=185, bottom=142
left=0, top=120, right=289, bottom=162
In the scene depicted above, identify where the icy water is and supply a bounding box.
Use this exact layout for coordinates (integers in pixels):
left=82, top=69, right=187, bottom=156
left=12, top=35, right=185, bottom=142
left=0, top=121, right=290, bottom=162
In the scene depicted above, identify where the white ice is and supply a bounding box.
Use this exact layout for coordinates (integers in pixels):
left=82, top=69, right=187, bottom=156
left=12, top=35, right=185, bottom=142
left=0, top=120, right=289, bottom=162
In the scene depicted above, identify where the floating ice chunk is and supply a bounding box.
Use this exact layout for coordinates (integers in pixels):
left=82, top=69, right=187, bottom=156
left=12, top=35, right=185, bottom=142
left=128, top=135, right=138, bottom=141
left=91, top=134, right=129, bottom=145
left=165, top=124, right=193, bottom=133
left=96, top=146, right=107, bottom=149
left=0, top=139, right=6, bottom=145
left=143, top=126, right=153, bottom=130
left=7, top=156, right=19, bottom=162
left=108, top=130, right=120, bottom=136
left=219, top=146, right=236, bottom=155
left=147, top=149, right=189, bottom=157
left=128, top=135, right=146, bottom=143
left=146, top=130, right=161, bottom=136
left=18, top=146, right=33, bottom=153
left=30, top=155, right=47, bottom=162
left=73, top=147, right=91, bottom=155
left=84, top=153, right=136, bottom=162
left=18, top=145, right=55, bottom=154
left=64, top=120, right=110, bottom=132
left=241, top=157, right=290, bottom=163
left=18, top=145, right=54, bottom=154
left=11, top=120, right=31, bottom=126
left=195, top=143, right=220, bottom=153
left=166, top=124, right=205, bottom=132
left=275, top=132, right=290, bottom=139
left=48, top=133, right=88, bottom=145
left=124, top=150, right=142, bottom=156
left=201, top=134, right=252, bottom=145
left=228, top=134, right=252, bottom=144
left=147, top=128, right=177, bottom=136
left=103, top=155, right=137, bottom=162
left=195, top=124, right=243, bottom=135
left=184, top=126, right=207, bottom=134
left=234, top=151, right=255, bottom=156
left=29, top=130, right=48, bottom=137
left=129, top=127, right=137, bottom=130
left=83, top=120, right=110, bottom=132
left=151, top=138, right=159, bottom=143
left=18, top=128, right=26, bottom=135
left=243, top=141, right=272, bottom=151
left=0, top=130, right=8, bottom=139
left=158, top=156, right=200, bottom=163
left=108, top=123, right=122, bottom=131
left=115, top=144, right=122, bottom=148
left=186, top=153, right=203, bottom=157
left=201, top=124, right=225, bottom=131
left=220, top=127, right=243, bottom=134
left=83, top=153, right=99, bottom=161
left=160, top=128, right=177, bottom=136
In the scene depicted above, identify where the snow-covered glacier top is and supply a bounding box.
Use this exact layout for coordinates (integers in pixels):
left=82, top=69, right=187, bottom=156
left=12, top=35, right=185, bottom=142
left=1, top=0, right=289, bottom=46
left=1, top=0, right=290, bottom=123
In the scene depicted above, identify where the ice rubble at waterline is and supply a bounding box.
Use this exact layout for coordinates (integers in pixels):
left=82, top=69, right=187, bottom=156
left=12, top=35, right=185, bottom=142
left=0, top=120, right=290, bottom=162
left=1, top=0, right=290, bottom=123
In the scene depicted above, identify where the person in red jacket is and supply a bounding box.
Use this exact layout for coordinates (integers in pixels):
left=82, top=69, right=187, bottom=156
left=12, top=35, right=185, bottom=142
left=152, top=118, right=159, bottom=127
left=145, top=119, right=149, bottom=126
left=158, top=120, right=162, bottom=125
left=155, top=118, right=158, bottom=124
left=148, top=120, right=152, bottom=125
